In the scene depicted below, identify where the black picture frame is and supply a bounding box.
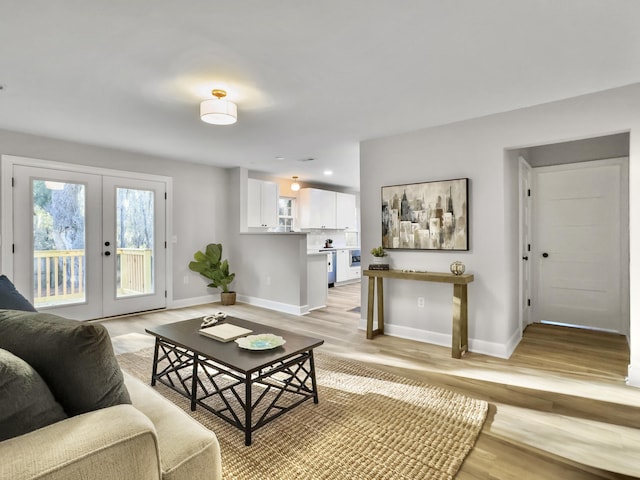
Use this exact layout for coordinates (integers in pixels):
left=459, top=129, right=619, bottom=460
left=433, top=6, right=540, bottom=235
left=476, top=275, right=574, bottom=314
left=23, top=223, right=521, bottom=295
left=381, top=178, right=469, bottom=251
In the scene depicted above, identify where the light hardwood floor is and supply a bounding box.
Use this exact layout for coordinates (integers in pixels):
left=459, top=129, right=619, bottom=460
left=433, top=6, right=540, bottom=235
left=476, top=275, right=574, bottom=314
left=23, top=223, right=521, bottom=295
left=99, top=283, right=640, bottom=479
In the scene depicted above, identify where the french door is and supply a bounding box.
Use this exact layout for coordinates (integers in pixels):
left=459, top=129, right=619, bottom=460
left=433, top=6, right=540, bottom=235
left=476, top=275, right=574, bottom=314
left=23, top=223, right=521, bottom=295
left=11, top=165, right=166, bottom=320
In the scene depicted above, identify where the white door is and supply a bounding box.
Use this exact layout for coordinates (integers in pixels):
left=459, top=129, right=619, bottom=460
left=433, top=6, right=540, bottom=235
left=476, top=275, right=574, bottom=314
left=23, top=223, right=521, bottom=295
left=102, top=176, right=166, bottom=317
left=12, top=165, right=166, bottom=320
left=532, top=160, right=624, bottom=332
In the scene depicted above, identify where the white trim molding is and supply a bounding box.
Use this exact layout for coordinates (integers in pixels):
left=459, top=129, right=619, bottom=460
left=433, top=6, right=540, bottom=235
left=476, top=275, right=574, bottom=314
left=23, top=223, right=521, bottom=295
left=628, top=364, right=640, bottom=388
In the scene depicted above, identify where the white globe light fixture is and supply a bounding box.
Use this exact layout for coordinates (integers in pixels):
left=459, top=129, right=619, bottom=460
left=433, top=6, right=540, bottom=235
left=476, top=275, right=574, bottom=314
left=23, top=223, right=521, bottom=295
left=291, top=176, right=301, bottom=192
left=200, top=89, right=237, bottom=125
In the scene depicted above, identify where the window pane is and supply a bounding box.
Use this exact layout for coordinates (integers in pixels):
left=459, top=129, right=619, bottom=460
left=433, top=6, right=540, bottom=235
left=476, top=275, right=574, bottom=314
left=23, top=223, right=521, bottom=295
left=116, top=188, right=154, bottom=297
left=33, top=180, right=86, bottom=307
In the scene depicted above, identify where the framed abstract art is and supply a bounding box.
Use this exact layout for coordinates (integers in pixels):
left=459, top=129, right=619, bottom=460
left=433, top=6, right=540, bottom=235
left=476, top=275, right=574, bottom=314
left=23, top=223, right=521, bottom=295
left=381, top=178, right=469, bottom=251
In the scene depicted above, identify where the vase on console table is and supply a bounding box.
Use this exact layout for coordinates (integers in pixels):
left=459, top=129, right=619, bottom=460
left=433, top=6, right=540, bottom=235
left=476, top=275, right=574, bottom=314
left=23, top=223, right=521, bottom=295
left=369, top=256, right=390, bottom=271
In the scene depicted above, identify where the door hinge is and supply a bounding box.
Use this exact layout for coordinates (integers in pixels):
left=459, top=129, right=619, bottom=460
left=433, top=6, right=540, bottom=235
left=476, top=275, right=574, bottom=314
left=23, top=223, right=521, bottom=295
left=12, top=243, right=15, bottom=253
left=164, top=241, right=167, bottom=248
left=164, top=290, right=167, bottom=298
left=527, top=188, right=531, bottom=197
left=11, top=177, right=15, bottom=187
left=527, top=298, right=531, bottom=307
left=527, top=244, right=531, bottom=252
left=164, top=192, right=167, bottom=200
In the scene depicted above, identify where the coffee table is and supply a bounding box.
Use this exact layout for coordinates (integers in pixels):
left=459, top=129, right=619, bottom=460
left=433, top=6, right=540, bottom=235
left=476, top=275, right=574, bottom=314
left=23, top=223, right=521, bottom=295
left=145, top=317, right=324, bottom=445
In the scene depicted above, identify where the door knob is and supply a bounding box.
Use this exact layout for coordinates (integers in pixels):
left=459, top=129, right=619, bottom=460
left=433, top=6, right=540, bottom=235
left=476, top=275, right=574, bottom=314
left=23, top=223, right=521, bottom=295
left=104, top=241, right=110, bottom=246
left=542, top=252, right=549, bottom=258
left=104, top=251, right=111, bottom=256
left=522, top=256, right=529, bottom=261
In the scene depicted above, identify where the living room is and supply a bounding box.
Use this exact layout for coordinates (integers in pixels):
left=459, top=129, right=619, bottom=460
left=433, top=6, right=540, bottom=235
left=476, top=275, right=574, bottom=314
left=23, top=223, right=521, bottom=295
left=1, top=2, right=640, bottom=479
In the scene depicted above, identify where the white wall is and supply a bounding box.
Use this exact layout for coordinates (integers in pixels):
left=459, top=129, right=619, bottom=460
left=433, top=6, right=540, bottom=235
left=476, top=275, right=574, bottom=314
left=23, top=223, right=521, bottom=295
left=0, top=129, right=230, bottom=304
left=360, top=82, right=640, bottom=386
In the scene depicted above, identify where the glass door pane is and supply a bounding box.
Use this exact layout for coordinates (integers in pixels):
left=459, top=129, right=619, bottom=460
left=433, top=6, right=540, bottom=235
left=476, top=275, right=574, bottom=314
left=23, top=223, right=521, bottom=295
left=102, top=175, right=165, bottom=317
left=32, top=180, right=87, bottom=308
left=13, top=165, right=102, bottom=320
left=115, top=187, right=155, bottom=297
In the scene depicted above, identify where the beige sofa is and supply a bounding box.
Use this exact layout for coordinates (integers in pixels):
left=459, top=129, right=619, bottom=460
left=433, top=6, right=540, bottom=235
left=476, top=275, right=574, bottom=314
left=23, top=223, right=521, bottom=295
left=0, top=372, right=222, bottom=480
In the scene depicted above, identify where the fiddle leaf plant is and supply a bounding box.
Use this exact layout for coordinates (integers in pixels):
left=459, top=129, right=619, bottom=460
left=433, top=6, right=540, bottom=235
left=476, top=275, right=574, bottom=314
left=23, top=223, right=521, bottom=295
left=188, top=243, right=235, bottom=293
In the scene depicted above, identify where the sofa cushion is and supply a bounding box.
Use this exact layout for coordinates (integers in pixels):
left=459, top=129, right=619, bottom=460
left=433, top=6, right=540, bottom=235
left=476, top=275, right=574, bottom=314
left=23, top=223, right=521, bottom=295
left=0, top=275, right=36, bottom=312
left=0, top=347, right=68, bottom=441
left=0, top=310, right=131, bottom=416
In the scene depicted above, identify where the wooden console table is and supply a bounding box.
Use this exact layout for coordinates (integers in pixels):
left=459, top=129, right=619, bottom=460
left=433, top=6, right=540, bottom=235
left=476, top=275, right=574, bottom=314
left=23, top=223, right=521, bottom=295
left=363, top=269, right=474, bottom=359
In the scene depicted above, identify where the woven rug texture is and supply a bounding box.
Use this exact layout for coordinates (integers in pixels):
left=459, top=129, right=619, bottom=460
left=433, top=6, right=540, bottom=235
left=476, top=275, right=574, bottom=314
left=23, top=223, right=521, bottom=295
left=118, top=347, right=487, bottom=480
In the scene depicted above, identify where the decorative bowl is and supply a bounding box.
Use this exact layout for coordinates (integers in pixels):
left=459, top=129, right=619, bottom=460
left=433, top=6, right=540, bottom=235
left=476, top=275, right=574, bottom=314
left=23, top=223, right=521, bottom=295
left=450, top=261, right=466, bottom=275
left=235, top=333, right=286, bottom=351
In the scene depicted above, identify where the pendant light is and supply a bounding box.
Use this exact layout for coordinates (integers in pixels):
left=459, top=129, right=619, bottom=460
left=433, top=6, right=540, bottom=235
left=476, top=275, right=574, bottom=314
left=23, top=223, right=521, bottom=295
left=200, top=89, right=237, bottom=125
left=291, top=176, right=301, bottom=192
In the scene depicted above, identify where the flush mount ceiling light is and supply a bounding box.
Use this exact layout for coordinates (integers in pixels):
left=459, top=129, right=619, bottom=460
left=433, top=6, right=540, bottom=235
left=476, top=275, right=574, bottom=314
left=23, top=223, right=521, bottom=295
left=200, top=89, right=237, bottom=125
left=291, top=176, right=301, bottom=192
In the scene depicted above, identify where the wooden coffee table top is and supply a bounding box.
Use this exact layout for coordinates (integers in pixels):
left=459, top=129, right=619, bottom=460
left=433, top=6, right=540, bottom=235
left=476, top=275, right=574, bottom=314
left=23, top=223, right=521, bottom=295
left=145, top=317, right=324, bottom=374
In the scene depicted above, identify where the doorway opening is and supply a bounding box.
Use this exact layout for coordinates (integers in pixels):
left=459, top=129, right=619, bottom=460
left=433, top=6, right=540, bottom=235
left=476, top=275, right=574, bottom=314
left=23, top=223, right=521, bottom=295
left=514, top=132, right=630, bottom=338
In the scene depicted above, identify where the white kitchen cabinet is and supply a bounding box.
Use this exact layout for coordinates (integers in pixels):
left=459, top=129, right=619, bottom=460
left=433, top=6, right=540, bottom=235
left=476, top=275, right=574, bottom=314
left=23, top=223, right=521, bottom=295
left=336, top=192, right=357, bottom=230
left=247, top=179, right=278, bottom=227
left=336, top=248, right=361, bottom=283
left=298, top=188, right=336, bottom=229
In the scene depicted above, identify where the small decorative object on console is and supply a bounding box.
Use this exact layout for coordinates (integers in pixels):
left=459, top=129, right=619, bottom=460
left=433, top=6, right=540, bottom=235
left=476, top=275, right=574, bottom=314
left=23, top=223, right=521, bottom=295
left=370, top=245, right=389, bottom=269
left=450, top=260, right=466, bottom=275
left=369, top=263, right=390, bottom=270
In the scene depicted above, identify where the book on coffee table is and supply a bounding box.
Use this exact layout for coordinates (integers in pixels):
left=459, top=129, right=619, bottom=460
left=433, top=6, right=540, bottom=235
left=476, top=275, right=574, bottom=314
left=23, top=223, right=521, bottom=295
left=199, top=323, right=253, bottom=342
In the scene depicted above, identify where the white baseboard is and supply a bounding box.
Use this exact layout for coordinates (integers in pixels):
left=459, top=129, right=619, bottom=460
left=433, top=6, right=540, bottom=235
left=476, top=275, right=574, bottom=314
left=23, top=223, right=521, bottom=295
left=237, top=294, right=308, bottom=316
left=168, top=293, right=311, bottom=316
left=168, top=294, right=220, bottom=309
left=357, top=318, right=513, bottom=358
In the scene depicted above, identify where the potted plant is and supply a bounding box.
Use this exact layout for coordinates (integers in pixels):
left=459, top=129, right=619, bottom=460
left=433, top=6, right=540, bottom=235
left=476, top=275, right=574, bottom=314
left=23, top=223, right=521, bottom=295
left=188, top=243, right=237, bottom=305
left=370, top=246, right=387, bottom=264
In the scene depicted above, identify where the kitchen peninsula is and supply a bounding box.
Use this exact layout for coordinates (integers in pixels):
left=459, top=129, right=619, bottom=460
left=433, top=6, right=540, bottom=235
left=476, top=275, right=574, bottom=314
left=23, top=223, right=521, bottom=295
left=227, top=167, right=358, bottom=316
left=231, top=232, right=328, bottom=315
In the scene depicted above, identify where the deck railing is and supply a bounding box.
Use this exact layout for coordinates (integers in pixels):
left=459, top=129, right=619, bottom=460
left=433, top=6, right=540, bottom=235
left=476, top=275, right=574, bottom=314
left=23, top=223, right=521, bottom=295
left=33, top=248, right=152, bottom=306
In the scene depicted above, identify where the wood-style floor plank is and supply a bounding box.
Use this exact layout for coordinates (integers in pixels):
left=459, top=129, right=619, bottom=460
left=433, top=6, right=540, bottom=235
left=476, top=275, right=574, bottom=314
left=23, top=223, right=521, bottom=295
left=99, top=282, right=640, bottom=479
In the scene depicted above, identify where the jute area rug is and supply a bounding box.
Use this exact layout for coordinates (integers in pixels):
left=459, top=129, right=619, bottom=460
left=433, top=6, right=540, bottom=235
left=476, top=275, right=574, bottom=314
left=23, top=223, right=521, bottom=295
left=117, top=347, right=488, bottom=480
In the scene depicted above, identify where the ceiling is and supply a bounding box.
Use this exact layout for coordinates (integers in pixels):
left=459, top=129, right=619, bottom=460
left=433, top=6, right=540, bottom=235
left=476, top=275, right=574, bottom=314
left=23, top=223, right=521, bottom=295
left=1, top=1, right=639, bottom=190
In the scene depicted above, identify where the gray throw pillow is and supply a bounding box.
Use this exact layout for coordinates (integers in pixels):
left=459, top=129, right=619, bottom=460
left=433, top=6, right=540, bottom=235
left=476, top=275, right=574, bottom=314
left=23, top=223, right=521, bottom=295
left=0, top=275, right=36, bottom=311
left=0, top=310, right=131, bottom=417
left=0, top=348, right=68, bottom=441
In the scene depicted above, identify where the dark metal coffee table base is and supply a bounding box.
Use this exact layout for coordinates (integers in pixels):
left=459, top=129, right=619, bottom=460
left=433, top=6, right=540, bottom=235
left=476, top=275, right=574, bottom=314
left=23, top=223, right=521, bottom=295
left=150, top=337, right=320, bottom=445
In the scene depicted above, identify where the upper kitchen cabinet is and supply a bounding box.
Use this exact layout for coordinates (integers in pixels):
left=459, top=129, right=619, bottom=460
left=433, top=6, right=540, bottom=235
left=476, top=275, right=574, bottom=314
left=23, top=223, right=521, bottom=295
left=336, top=192, right=357, bottom=230
left=247, top=179, right=279, bottom=227
left=298, top=188, right=336, bottom=229
left=299, top=188, right=358, bottom=231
